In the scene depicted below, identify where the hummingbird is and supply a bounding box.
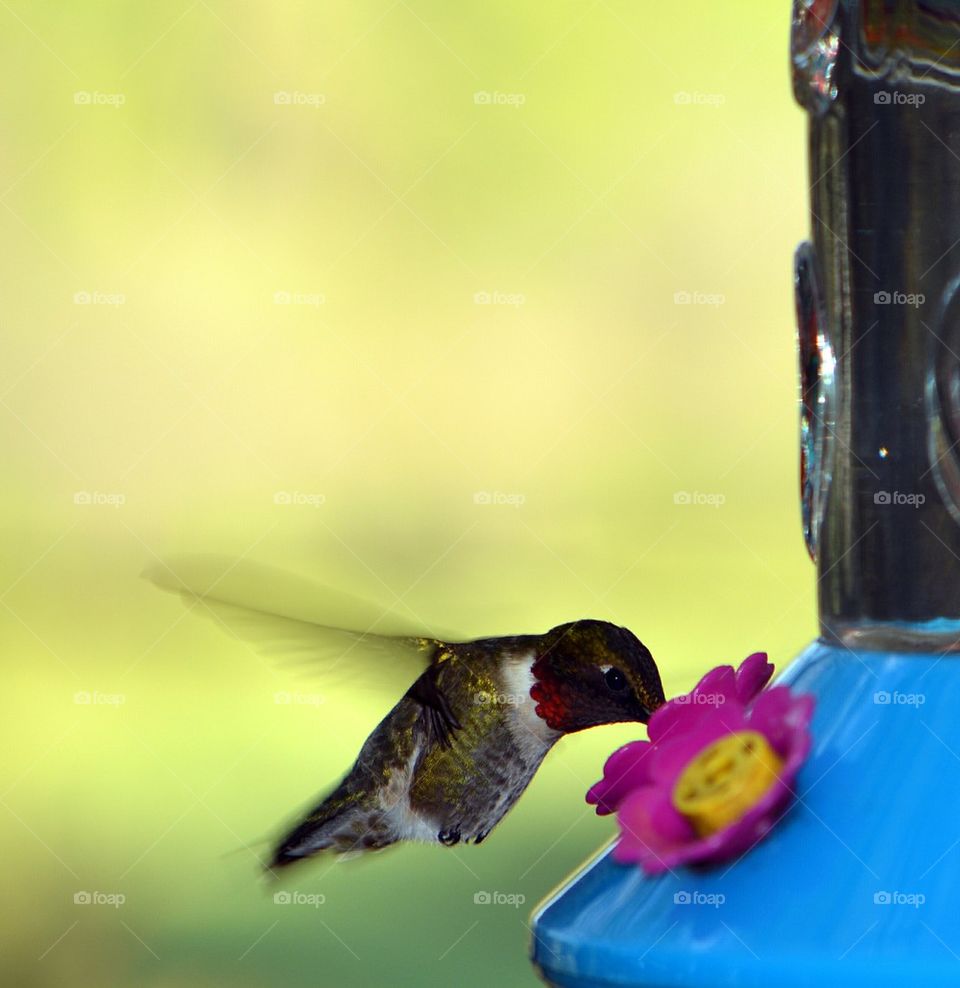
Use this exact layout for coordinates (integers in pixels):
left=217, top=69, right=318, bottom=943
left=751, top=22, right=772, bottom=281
left=145, top=558, right=665, bottom=870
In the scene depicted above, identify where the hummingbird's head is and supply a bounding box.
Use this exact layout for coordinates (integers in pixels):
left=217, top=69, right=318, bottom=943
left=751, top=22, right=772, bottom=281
left=529, top=620, right=665, bottom=733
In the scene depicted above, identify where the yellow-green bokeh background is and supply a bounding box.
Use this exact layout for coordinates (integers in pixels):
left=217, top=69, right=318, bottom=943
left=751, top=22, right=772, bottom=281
left=1, top=3, right=812, bottom=985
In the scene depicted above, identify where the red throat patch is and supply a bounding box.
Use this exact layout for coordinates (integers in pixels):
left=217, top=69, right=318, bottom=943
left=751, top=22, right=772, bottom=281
left=530, top=659, right=572, bottom=732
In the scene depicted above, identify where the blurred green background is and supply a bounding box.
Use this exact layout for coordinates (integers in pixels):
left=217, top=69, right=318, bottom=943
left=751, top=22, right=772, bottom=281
left=1, top=2, right=812, bottom=985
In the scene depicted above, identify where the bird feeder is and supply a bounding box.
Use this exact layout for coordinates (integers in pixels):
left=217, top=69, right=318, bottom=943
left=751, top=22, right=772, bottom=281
left=531, top=1, right=960, bottom=984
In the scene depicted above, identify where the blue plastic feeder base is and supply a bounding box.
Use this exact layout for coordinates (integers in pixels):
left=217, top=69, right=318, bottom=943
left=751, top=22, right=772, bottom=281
left=531, top=641, right=960, bottom=987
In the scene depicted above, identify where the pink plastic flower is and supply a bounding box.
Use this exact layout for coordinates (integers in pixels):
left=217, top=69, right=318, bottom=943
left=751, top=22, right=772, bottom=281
left=586, top=652, right=814, bottom=874
left=586, top=652, right=774, bottom=815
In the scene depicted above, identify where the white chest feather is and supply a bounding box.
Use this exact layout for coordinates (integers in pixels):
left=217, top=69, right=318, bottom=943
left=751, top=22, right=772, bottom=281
left=381, top=740, right=441, bottom=843
left=500, top=650, right=561, bottom=760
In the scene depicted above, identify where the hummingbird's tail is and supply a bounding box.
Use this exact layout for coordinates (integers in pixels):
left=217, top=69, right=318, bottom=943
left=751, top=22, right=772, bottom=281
left=266, top=785, right=399, bottom=871
left=267, top=696, right=431, bottom=872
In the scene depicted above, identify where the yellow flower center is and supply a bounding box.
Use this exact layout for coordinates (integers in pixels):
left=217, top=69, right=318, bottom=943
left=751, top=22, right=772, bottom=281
left=672, top=730, right=783, bottom=837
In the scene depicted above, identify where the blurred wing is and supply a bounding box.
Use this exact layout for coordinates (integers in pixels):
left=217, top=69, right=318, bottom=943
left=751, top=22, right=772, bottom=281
left=143, top=554, right=466, bottom=694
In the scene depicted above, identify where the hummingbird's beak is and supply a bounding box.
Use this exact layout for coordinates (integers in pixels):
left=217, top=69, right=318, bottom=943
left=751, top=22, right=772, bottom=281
left=639, top=692, right=665, bottom=723
left=636, top=701, right=657, bottom=724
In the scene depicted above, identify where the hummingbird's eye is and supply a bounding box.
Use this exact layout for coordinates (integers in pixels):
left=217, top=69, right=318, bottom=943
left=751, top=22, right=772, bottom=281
left=604, top=667, right=627, bottom=691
